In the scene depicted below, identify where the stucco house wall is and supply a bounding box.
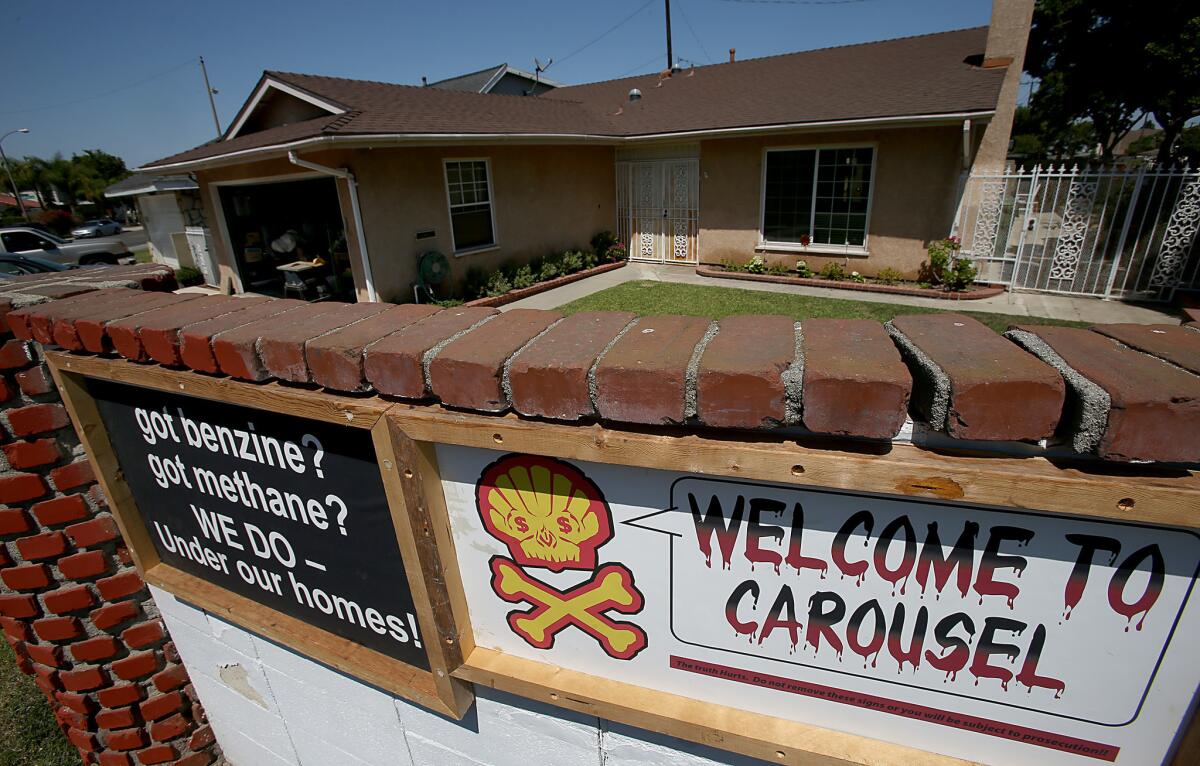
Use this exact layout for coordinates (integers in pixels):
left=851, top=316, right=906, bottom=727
left=196, top=145, right=614, bottom=303
left=698, top=124, right=969, bottom=278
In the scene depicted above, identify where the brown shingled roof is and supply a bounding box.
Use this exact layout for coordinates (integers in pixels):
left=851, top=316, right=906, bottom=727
left=142, top=27, right=1003, bottom=169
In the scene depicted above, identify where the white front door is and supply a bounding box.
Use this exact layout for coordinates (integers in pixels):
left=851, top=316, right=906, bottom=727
left=618, top=159, right=698, bottom=263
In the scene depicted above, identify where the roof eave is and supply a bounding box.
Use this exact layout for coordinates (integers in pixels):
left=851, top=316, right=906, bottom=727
left=138, top=109, right=995, bottom=173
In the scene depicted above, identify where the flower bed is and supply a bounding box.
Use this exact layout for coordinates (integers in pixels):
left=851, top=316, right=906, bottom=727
left=465, top=260, right=627, bottom=307
left=696, top=264, right=1006, bottom=300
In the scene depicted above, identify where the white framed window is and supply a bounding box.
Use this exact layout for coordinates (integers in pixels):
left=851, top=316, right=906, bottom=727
left=443, top=159, right=497, bottom=254
left=759, top=145, right=876, bottom=253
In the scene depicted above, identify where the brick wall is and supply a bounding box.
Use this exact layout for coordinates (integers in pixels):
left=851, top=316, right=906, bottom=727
left=0, top=268, right=1197, bottom=766
left=0, top=266, right=219, bottom=766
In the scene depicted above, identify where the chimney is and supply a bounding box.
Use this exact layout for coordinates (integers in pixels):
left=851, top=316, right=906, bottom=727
left=983, top=0, right=1034, bottom=68
left=729, top=48, right=736, bottom=63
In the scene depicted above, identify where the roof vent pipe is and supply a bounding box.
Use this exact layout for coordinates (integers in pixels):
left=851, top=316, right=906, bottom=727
left=628, top=88, right=642, bottom=103
left=729, top=48, right=736, bottom=63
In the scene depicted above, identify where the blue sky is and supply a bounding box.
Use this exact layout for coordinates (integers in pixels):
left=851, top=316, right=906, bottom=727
left=0, top=0, right=993, bottom=168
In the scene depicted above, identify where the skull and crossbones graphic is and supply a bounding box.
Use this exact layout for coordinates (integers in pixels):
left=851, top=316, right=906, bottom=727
left=477, top=454, right=647, bottom=660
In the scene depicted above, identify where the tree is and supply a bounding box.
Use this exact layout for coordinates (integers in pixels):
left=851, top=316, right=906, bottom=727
left=10, top=150, right=129, bottom=212
left=1024, top=1, right=1200, bottom=164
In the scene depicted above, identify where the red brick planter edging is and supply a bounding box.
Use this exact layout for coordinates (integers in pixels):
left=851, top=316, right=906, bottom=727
left=696, top=264, right=1006, bottom=300
left=464, top=260, right=627, bottom=308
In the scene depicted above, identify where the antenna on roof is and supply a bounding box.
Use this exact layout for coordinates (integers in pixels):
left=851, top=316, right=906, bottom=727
left=530, top=57, right=553, bottom=95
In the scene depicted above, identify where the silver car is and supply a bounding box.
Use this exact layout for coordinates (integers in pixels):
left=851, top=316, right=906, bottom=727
left=0, top=227, right=133, bottom=266
left=71, top=218, right=122, bottom=238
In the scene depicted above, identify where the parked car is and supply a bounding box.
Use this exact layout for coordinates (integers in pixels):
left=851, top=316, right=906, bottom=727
left=71, top=218, right=122, bottom=238
left=0, top=227, right=133, bottom=266
left=0, top=254, right=75, bottom=276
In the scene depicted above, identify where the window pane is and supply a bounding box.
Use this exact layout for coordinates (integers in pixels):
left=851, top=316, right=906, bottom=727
left=810, top=147, right=872, bottom=246
left=451, top=203, right=494, bottom=250
left=762, top=150, right=815, bottom=243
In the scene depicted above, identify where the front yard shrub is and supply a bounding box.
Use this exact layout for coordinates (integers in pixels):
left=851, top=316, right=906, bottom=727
left=37, top=209, right=77, bottom=236
left=745, top=255, right=767, bottom=274
left=875, top=267, right=904, bottom=285
left=538, top=254, right=563, bottom=282
left=484, top=270, right=512, bottom=297
left=174, top=266, right=203, bottom=286
left=721, top=259, right=746, bottom=272
left=591, top=230, right=617, bottom=256
left=945, top=256, right=979, bottom=292
left=849, top=270, right=866, bottom=284
left=819, top=262, right=845, bottom=280
left=767, top=261, right=790, bottom=276
left=795, top=260, right=814, bottom=277
left=510, top=264, right=535, bottom=290
left=605, top=241, right=628, bottom=261
left=463, top=266, right=489, bottom=299
left=560, top=250, right=585, bottom=274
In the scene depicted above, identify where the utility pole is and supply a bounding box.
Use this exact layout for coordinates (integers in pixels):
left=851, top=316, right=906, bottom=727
left=199, top=57, right=221, bottom=138
left=0, top=128, right=30, bottom=222
left=665, top=0, right=674, bottom=71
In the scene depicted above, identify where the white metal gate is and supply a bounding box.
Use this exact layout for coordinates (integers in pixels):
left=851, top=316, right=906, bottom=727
left=957, top=164, right=1200, bottom=301
left=616, top=159, right=699, bottom=264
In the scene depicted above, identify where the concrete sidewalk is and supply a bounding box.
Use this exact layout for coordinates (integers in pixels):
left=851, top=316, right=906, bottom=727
left=502, top=262, right=1181, bottom=325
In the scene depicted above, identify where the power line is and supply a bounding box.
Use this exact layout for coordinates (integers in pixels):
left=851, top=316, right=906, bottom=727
left=555, top=0, right=657, bottom=67
left=677, top=0, right=714, bottom=63
left=717, top=0, right=880, bottom=5
left=0, top=58, right=200, bottom=115
left=618, top=52, right=669, bottom=78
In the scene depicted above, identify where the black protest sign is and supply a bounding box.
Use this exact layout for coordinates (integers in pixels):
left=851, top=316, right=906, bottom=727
left=89, top=379, right=430, bottom=671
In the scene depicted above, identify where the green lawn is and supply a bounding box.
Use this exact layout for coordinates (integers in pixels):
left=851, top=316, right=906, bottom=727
left=0, top=641, right=80, bottom=766
left=557, top=280, right=1089, bottom=333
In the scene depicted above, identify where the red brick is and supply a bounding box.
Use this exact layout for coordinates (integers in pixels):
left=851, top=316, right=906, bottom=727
left=121, top=620, right=165, bottom=649
left=594, top=314, right=712, bottom=425
left=0, top=543, right=11, bottom=568
left=15, top=365, right=54, bottom=395
left=0, top=472, right=48, bottom=503
left=260, top=301, right=391, bottom=383
left=32, top=494, right=89, bottom=526
left=95, top=706, right=138, bottom=729
left=72, top=635, right=121, bottom=662
left=107, top=727, right=148, bottom=751
left=891, top=313, right=1064, bottom=441
left=0, top=338, right=32, bottom=369
left=149, top=712, right=189, bottom=742
left=43, top=584, right=97, bottom=614
left=695, top=315, right=794, bottom=429
left=96, top=570, right=144, bottom=600
left=59, top=550, right=112, bottom=580
left=139, top=296, right=273, bottom=366
left=177, top=299, right=305, bottom=373
left=162, top=641, right=178, bottom=664
left=112, top=651, right=161, bottom=681
left=212, top=302, right=334, bottom=380
left=107, top=295, right=248, bottom=363
left=24, top=641, right=65, bottom=667
left=139, top=691, right=183, bottom=722
left=16, top=530, right=67, bottom=560
left=67, top=516, right=119, bottom=548
left=136, top=744, right=177, bottom=765
left=364, top=306, right=498, bottom=397
left=91, top=601, right=139, bottom=631
left=801, top=318, right=913, bottom=439
left=34, top=664, right=60, bottom=694
left=4, top=438, right=62, bottom=470
left=307, top=303, right=442, bottom=391
left=151, top=664, right=189, bottom=693
left=34, top=616, right=83, bottom=641
left=1, top=562, right=51, bottom=590
left=186, top=724, right=215, bottom=750
left=427, top=309, right=561, bottom=410
left=59, top=665, right=107, bottom=692
left=0, top=377, right=11, bottom=402
left=0, top=592, right=39, bottom=617
left=55, top=292, right=201, bottom=353
left=507, top=311, right=635, bottom=421
left=7, top=402, right=70, bottom=437
left=67, top=727, right=101, bottom=752
left=1014, top=325, right=1200, bottom=462
left=18, top=289, right=132, bottom=344
left=99, top=752, right=133, bottom=766
left=97, top=683, right=144, bottom=708
left=56, top=704, right=89, bottom=729
left=1091, top=323, right=1200, bottom=375
left=2, top=615, right=34, bottom=641
left=0, top=508, right=32, bottom=535
left=176, top=751, right=214, bottom=766
left=51, top=460, right=96, bottom=491
left=56, top=689, right=97, bottom=715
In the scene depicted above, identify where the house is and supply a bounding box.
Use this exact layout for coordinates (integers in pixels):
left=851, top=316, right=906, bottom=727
left=137, top=1, right=1030, bottom=303
left=428, top=63, right=561, bottom=96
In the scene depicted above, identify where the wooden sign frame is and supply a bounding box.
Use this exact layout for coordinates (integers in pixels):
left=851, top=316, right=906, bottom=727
left=46, top=352, right=472, bottom=719
left=382, top=404, right=1200, bottom=766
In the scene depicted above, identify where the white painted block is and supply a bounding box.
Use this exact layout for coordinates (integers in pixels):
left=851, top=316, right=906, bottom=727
left=404, top=732, right=490, bottom=766
left=396, top=686, right=601, bottom=766
left=212, top=726, right=299, bottom=766
left=601, top=722, right=767, bottom=766
left=206, top=614, right=259, bottom=657
left=287, top=727, right=391, bottom=766
left=148, top=584, right=211, bottom=633
left=191, top=672, right=297, bottom=763
left=161, top=616, right=274, bottom=698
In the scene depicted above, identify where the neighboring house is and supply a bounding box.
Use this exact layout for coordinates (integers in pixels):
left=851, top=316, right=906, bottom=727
left=428, top=63, right=561, bottom=96
left=104, top=174, right=216, bottom=282
left=136, top=2, right=1030, bottom=303
left=0, top=192, right=42, bottom=215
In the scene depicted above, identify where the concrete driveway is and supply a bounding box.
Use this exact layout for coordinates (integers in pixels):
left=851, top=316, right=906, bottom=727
left=502, top=262, right=1182, bottom=325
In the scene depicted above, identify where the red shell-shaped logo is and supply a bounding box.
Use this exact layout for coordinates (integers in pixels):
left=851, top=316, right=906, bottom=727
left=476, top=454, right=612, bottom=572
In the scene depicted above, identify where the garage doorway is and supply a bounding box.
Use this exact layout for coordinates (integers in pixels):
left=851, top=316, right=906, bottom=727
left=215, top=176, right=355, bottom=300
